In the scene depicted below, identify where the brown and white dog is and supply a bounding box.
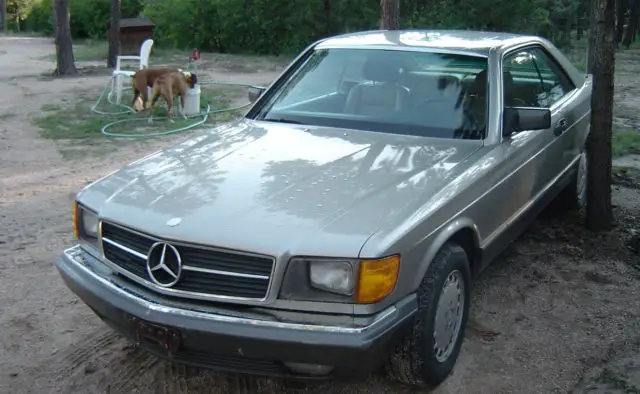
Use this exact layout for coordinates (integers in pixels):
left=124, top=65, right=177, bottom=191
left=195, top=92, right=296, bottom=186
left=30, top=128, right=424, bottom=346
left=147, top=71, right=198, bottom=123
left=130, top=67, right=181, bottom=111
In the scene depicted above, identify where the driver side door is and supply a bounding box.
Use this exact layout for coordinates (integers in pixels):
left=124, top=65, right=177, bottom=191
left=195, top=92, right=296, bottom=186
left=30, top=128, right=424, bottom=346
left=501, top=46, right=577, bottom=200
left=478, top=46, right=577, bottom=261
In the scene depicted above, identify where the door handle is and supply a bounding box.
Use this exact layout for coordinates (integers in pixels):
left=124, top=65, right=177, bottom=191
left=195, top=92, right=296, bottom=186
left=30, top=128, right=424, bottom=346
left=554, top=118, right=568, bottom=136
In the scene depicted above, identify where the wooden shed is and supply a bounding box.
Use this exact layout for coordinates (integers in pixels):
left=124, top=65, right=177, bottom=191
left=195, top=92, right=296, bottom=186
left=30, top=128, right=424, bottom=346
left=111, top=18, right=155, bottom=56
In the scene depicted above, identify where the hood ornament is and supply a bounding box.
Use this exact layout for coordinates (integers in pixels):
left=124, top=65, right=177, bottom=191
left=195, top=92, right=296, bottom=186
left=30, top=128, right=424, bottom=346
left=166, top=217, right=182, bottom=227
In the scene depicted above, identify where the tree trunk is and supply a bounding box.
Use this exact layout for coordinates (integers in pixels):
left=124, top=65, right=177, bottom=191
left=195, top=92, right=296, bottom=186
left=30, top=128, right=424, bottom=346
left=588, top=0, right=597, bottom=72
left=586, top=0, right=615, bottom=231
left=615, top=0, right=626, bottom=45
left=107, top=0, right=121, bottom=68
left=578, top=0, right=589, bottom=39
left=53, top=0, right=77, bottom=76
left=622, top=0, right=640, bottom=47
left=380, top=0, right=400, bottom=30
left=324, top=0, right=331, bottom=36
left=0, top=0, right=5, bottom=33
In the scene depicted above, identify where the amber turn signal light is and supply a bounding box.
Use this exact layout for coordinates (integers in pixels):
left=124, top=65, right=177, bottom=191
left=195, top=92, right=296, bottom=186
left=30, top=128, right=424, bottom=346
left=355, top=255, right=400, bottom=304
left=72, top=201, right=79, bottom=239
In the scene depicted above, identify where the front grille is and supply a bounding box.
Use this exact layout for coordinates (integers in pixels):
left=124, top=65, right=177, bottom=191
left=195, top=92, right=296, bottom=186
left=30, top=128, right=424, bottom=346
left=100, top=221, right=274, bottom=300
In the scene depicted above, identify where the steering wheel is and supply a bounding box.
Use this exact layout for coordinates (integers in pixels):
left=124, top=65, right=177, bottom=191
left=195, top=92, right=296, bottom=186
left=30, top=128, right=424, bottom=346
left=509, top=97, right=531, bottom=107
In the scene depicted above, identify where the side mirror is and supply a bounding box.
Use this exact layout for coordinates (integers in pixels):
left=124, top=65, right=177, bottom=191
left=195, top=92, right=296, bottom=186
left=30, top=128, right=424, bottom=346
left=502, top=106, right=551, bottom=137
left=248, top=86, right=266, bottom=104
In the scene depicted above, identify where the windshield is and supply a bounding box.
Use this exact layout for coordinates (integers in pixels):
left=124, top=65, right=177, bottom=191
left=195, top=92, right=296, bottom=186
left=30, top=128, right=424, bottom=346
left=254, top=48, right=489, bottom=140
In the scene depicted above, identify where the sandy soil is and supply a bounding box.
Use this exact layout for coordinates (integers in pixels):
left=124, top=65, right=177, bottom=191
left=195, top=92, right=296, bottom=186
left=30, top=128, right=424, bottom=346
left=0, top=36, right=639, bottom=394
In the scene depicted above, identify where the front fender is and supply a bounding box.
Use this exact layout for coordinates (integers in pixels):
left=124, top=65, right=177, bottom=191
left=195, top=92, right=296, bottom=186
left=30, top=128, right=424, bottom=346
left=410, top=217, right=480, bottom=292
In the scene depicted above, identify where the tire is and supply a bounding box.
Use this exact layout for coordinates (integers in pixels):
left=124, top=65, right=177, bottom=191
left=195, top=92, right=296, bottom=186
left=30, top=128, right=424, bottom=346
left=554, top=149, right=588, bottom=212
left=384, top=242, right=472, bottom=388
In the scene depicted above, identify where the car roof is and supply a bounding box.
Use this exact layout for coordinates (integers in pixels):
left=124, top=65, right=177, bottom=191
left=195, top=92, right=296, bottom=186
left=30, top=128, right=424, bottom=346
left=315, top=29, right=541, bottom=57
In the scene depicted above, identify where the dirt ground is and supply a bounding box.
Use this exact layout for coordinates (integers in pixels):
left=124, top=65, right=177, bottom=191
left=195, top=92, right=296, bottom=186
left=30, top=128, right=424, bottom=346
left=1, top=36, right=639, bottom=394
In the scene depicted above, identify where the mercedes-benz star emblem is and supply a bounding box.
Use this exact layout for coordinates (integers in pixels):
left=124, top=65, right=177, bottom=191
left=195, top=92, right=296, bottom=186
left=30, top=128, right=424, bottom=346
left=146, top=242, right=182, bottom=287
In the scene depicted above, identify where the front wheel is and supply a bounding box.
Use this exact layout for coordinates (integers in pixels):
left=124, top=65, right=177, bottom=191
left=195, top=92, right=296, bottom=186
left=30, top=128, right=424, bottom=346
left=385, top=242, right=471, bottom=388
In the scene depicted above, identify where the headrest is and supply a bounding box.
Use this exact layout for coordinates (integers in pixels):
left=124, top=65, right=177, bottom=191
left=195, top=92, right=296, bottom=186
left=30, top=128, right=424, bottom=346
left=362, top=53, right=402, bottom=83
left=503, top=69, right=515, bottom=88
left=472, top=69, right=514, bottom=94
left=438, top=75, right=460, bottom=90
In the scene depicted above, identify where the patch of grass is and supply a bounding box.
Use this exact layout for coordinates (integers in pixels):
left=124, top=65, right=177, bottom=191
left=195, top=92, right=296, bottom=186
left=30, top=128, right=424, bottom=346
left=38, top=39, right=188, bottom=65
left=67, top=39, right=188, bottom=64
left=612, top=166, right=640, bottom=189
left=596, top=368, right=633, bottom=392
left=623, top=34, right=640, bottom=50
left=0, top=31, right=45, bottom=38
left=73, top=39, right=109, bottom=61
left=34, top=102, right=108, bottom=140
left=613, top=126, right=640, bottom=157
left=40, top=103, right=61, bottom=112
left=201, top=87, right=227, bottom=109
left=32, top=82, right=234, bottom=145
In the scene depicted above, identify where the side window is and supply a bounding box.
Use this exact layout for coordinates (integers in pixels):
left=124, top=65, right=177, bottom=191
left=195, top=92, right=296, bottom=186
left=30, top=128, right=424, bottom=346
left=503, top=46, right=576, bottom=108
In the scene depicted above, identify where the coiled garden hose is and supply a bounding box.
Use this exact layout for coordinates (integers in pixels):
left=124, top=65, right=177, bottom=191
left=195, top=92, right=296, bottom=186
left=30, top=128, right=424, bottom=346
left=91, top=74, right=261, bottom=138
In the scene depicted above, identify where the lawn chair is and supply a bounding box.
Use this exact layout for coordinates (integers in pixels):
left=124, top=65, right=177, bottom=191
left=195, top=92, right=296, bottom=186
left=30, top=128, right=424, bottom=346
left=110, top=38, right=154, bottom=105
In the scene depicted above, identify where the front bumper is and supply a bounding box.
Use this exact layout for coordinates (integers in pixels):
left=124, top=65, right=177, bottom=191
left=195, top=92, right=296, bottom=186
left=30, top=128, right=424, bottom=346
left=55, top=245, right=417, bottom=380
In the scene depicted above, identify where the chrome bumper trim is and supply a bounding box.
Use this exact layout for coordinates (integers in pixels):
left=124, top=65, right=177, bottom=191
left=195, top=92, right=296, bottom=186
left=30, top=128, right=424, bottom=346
left=60, top=245, right=399, bottom=335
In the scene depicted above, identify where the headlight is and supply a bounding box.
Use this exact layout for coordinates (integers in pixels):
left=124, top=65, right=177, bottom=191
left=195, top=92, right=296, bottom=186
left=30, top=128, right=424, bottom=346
left=309, top=260, right=355, bottom=295
left=73, top=201, right=98, bottom=240
left=279, top=255, right=400, bottom=304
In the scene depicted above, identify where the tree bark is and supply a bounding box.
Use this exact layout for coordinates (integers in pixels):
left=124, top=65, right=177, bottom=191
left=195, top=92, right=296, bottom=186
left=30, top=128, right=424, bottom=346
left=380, top=0, right=400, bottom=30
left=622, top=0, right=640, bottom=47
left=107, top=0, right=121, bottom=68
left=53, top=0, right=77, bottom=76
left=324, top=0, right=331, bottom=36
left=577, top=0, right=589, bottom=39
left=588, top=0, right=597, bottom=72
left=0, top=0, right=5, bottom=33
left=586, top=0, right=615, bottom=231
left=615, top=0, right=626, bottom=45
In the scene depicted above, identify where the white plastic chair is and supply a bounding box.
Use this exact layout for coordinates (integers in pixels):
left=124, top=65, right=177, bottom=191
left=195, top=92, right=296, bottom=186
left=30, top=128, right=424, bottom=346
left=111, top=38, right=154, bottom=104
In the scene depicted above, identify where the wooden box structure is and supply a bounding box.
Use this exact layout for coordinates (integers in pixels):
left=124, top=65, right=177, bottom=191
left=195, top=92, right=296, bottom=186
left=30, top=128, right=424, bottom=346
left=112, top=18, right=155, bottom=56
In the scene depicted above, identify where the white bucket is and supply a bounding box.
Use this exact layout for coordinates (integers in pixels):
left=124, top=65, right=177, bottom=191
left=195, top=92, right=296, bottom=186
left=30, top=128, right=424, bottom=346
left=183, top=84, right=201, bottom=116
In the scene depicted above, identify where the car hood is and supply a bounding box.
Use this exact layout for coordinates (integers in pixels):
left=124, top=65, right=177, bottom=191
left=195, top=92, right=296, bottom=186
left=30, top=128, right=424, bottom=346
left=79, top=119, right=482, bottom=257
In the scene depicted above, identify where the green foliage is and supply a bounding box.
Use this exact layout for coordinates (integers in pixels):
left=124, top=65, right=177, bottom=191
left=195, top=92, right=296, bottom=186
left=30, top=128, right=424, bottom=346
left=18, top=0, right=590, bottom=56
left=22, top=0, right=53, bottom=35
left=143, top=0, right=385, bottom=55
left=7, top=0, right=41, bottom=31
left=613, top=127, right=640, bottom=157
left=23, top=0, right=145, bottom=39
left=142, top=0, right=589, bottom=55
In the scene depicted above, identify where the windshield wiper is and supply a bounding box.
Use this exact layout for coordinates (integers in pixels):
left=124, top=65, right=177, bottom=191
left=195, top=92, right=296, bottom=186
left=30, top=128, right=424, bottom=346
left=263, top=118, right=302, bottom=125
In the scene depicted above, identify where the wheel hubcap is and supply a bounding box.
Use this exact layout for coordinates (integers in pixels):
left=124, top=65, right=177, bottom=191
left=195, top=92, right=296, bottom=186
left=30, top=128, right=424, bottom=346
left=576, top=152, right=587, bottom=204
left=433, top=270, right=465, bottom=363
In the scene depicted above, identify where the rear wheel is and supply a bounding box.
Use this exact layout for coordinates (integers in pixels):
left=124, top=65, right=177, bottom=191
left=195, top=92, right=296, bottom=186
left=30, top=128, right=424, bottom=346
left=385, top=242, right=471, bottom=388
left=554, top=149, right=588, bottom=211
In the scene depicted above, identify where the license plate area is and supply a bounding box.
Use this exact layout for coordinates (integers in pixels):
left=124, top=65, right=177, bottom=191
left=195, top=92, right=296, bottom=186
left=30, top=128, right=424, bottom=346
left=130, top=316, right=182, bottom=354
